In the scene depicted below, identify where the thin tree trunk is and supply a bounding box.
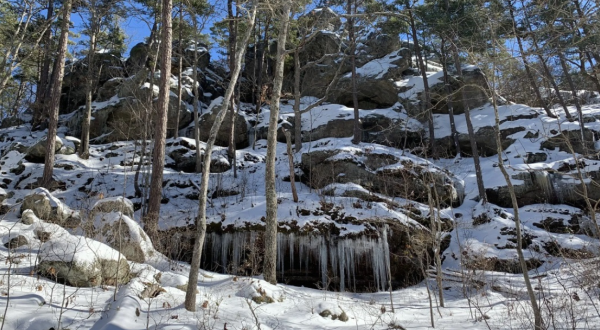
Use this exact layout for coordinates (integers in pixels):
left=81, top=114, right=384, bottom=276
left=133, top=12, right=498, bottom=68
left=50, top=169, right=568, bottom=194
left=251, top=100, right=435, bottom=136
left=507, top=0, right=557, bottom=118
left=293, top=48, right=303, bottom=153
left=408, top=5, right=436, bottom=158
left=284, top=128, right=298, bottom=203
left=252, top=17, right=270, bottom=150
left=490, top=61, right=543, bottom=330
left=41, top=0, right=72, bottom=188
left=440, top=39, right=461, bottom=157
left=146, top=0, right=173, bottom=240
left=557, top=52, right=586, bottom=143
left=348, top=0, right=361, bottom=145
left=184, top=1, right=258, bottom=311
left=263, top=0, right=292, bottom=285
left=80, top=8, right=99, bottom=159
left=451, top=47, right=487, bottom=203
left=33, top=0, right=54, bottom=128
left=174, top=5, right=183, bottom=139
left=227, top=0, right=237, bottom=171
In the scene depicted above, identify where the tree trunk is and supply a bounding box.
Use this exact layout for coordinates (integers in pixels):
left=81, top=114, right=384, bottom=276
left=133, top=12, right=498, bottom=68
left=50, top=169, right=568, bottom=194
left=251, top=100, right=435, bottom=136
left=174, top=5, right=183, bottom=140
left=507, top=0, right=557, bottom=118
left=227, top=0, right=237, bottom=173
left=408, top=5, right=436, bottom=158
left=41, top=0, right=72, bottom=188
left=348, top=0, right=361, bottom=145
left=184, top=1, right=258, bottom=311
left=80, top=8, right=98, bottom=160
left=557, top=52, right=586, bottom=143
left=146, top=0, right=173, bottom=241
left=33, top=0, right=54, bottom=128
left=451, top=47, right=487, bottom=203
left=263, top=0, right=292, bottom=285
left=490, top=63, right=543, bottom=330
left=440, top=39, right=461, bottom=157
left=284, top=128, right=298, bottom=203
left=293, top=48, right=302, bottom=152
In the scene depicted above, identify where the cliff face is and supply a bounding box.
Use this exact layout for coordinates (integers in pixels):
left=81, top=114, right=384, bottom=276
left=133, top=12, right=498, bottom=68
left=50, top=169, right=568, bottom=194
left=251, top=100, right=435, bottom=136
left=1, top=12, right=600, bottom=293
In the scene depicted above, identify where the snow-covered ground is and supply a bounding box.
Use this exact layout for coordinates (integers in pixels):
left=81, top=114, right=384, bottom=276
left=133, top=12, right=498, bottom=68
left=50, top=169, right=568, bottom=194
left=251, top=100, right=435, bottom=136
left=1, top=58, right=600, bottom=328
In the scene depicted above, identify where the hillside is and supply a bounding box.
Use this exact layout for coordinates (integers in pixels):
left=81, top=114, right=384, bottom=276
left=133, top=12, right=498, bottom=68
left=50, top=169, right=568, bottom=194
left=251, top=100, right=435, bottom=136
left=1, top=11, right=600, bottom=329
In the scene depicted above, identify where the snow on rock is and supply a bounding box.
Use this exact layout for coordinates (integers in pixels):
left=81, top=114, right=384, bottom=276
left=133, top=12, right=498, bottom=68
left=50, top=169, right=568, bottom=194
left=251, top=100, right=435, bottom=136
left=20, top=188, right=78, bottom=225
left=236, top=279, right=284, bottom=304
left=38, top=228, right=130, bottom=287
left=89, top=211, right=155, bottom=263
left=91, top=196, right=135, bottom=218
left=316, top=301, right=349, bottom=322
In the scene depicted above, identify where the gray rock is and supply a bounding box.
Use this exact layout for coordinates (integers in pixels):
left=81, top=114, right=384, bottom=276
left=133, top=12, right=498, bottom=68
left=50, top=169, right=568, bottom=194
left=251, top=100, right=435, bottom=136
left=25, top=136, right=63, bottom=163
left=20, top=188, right=68, bottom=224
left=194, top=100, right=249, bottom=149
left=38, top=235, right=130, bottom=287
left=301, top=148, right=463, bottom=206
left=91, top=197, right=134, bottom=218
left=4, top=235, right=28, bottom=249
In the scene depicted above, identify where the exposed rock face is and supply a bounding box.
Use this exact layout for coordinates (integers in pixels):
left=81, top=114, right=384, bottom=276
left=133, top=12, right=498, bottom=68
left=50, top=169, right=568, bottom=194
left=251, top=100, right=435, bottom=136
left=194, top=98, right=249, bottom=149
left=325, top=50, right=411, bottom=109
left=25, top=136, right=63, bottom=163
left=68, top=94, right=191, bottom=143
left=164, top=217, right=436, bottom=292
left=300, top=147, right=463, bottom=206
left=299, top=7, right=342, bottom=33
left=299, top=31, right=343, bottom=66
left=540, top=129, right=595, bottom=155
left=360, top=33, right=401, bottom=63
left=435, top=126, right=525, bottom=157
left=125, top=42, right=149, bottom=73
left=486, top=161, right=600, bottom=209
left=404, top=67, right=491, bottom=118
left=61, top=52, right=124, bottom=114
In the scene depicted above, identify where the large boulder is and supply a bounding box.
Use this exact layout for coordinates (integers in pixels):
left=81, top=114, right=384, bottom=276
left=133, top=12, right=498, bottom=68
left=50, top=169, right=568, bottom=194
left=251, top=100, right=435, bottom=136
left=125, top=42, right=149, bottom=73
left=486, top=159, right=600, bottom=209
left=60, top=52, right=124, bottom=114
left=299, top=30, right=343, bottom=66
left=300, top=144, right=463, bottom=206
left=38, top=231, right=130, bottom=287
left=91, top=197, right=134, bottom=218
left=25, top=136, right=63, bottom=163
left=87, top=211, right=154, bottom=263
left=193, top=98, right=249, bottom=149
left=324, top=50, right=411, bottom=109
left=68, top=92, right=191, bottom=143
left=359, top=33, right=401, bottom=63
left=328, top=76, right=399, bottom=109
left=298, top=7, right=342, bottom=33
left=20, top=188, right=74, bottom=225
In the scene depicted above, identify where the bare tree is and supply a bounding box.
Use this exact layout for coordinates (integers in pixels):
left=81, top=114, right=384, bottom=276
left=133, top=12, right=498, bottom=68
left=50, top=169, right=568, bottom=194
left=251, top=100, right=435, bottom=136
left=184, top=0, right=258, bottom=311
left=41, top=0, right=72, bottom=188
left=146, top=0, right=174, bottom=240
left=263, top=0, right=292, bottom=285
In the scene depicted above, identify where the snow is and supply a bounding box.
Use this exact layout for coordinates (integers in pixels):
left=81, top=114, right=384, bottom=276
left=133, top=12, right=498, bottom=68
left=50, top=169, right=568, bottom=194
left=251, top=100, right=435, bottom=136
left=2, top=49, right=600, bottom=330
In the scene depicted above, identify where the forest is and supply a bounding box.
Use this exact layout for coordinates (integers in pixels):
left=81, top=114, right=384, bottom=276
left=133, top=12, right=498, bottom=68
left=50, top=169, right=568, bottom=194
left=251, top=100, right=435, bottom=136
left=0, top=0, right=600, bottom=329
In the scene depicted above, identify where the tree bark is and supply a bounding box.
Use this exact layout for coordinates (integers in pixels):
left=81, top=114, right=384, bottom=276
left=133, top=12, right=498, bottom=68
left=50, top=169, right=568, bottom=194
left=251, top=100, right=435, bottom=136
left=284, top=128, right=298, bottom=203
left=507, top=0, right=557, bottom=118
left=263, top=0, right=292, bottom=285
left=440, top=39, right=461, bottom=157
left=145, top=0, right=173, bottom=240
left=33, top=0, right=55, bottom=129
left=451, top=47, right=487, bottom=203
left=80, top=5, right=99, bottom=159
left=348, top=0, right=361, bottom=145
left=184, top=1, right=258, bottom=311
left=408, top=5, right=436, bottom=158
left=174, top=5, right=183, bottom=140
left=41, top=0, right=72, bottom=188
